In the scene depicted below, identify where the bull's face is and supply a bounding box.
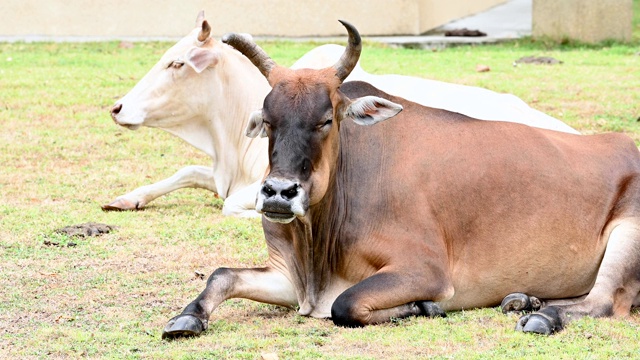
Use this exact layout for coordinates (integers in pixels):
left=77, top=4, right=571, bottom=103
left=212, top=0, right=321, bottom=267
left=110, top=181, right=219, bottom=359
left=225, top=22, right=402, bottom=223
left=110, top=12, right=222, bottom=130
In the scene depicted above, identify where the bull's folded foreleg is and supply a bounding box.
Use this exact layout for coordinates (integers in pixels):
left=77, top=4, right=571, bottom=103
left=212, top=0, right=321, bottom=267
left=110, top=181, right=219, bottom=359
left=102, top=165, right=216, bottom=211
left=516, top=220, right=640, bottom=335
left=221, top=180, right=262, bottom=217
left=330, top=272, right=450, bottom=327
left=162, top=266, right=297, bottom=339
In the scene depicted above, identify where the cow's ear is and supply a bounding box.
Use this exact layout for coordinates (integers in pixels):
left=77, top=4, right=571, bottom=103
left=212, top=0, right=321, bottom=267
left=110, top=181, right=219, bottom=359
left=345, top=96, right=403, bottom=126
left=185, top=47, right=220, bottom=73
left=246, top=110, right=267, bottom=138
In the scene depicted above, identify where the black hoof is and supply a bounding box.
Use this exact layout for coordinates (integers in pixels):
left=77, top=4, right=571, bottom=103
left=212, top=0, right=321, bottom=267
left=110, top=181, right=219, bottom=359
left=515, top=308, right=562, bottom=335
left=162, top=315, right=207, bottom=340
left=501, top=293, right=542, bottom=314
left=416, top=301, right=446, bottom=318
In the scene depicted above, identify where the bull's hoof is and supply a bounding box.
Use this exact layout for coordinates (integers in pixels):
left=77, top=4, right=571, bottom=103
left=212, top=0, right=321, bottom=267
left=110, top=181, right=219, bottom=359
left=515, top=309, right=561, bottom=335
left=162, top=315, right=206, bottom=340
left=501, top=293, right=542, bottom=314
left=416, top=301, right=446, bottom=318
left=101, top=198, right=142, bottom=211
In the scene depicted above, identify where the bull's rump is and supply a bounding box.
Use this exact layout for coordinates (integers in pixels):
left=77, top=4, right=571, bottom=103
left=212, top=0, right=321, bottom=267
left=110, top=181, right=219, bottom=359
left=338, top=84, right=640, bottom=310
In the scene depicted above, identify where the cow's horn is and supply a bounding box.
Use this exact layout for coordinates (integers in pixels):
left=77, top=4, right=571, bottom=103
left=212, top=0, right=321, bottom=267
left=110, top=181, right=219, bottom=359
left=196, top=10, right=205, bottom=27
left=222, top=33, right=276, bottom=80
left=333, top=20, right=361, bottom=82
left=198, top=20, right=211, bottom=42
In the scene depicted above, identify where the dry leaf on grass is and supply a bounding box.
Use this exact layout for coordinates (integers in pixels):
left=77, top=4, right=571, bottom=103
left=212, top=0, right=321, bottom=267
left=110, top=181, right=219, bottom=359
left=476, top=64, right=490, bottom=72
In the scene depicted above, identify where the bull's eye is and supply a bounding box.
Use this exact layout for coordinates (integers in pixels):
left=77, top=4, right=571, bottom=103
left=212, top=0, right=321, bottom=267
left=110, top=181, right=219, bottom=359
left=168, top=61, right=185, bottom=69
left=301, top=159, right=312, bottom=178
left=318, top=119, right=332, bottom=131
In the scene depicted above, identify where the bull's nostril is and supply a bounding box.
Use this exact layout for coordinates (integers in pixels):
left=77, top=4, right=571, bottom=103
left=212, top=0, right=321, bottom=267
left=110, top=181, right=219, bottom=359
left=111, top=103, right=123, bottom=115
left=262, top=180, right=299, bottom=200
left=262, top=184, right=276, bottom=197
left=282, top=184, right=298, bottom=200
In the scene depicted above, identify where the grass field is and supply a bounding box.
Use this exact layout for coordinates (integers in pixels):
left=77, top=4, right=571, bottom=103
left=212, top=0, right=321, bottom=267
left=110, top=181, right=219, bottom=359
left=1, top=7, right=640, bottom=359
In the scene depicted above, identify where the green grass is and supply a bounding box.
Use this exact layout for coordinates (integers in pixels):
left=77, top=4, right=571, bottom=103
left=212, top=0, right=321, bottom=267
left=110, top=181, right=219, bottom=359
left=1, top=8, right=640, bottom=358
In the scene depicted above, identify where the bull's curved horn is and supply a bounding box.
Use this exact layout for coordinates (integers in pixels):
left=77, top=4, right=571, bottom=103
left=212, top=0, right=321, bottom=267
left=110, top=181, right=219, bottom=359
left=333, top=20, right=362, bottom=82
left=198, top=20, right=211, bottom=42
left=222, top=33, right=276, bottom=80
left=196, top=10, right=205, bottom=27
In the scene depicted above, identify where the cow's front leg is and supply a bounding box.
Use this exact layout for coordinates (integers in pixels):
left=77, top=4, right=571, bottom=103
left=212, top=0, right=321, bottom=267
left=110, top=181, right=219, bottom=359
left=102, top=165, right=216, bottom=211
left=162, top=266, right=297, bottom=339
left=330, top=272, right=451, bottom=327
left=221, top=180, right=262, bottom=218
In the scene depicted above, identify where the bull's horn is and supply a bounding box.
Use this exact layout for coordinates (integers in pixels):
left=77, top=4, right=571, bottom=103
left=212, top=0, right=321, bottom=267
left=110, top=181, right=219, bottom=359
left=333, top=20, right=361, bottom=82
left=196, top=10, right=205, bottom=27
left=198, top=20, right=212, bottom=42
left=222, top=33, right=276, bottom=80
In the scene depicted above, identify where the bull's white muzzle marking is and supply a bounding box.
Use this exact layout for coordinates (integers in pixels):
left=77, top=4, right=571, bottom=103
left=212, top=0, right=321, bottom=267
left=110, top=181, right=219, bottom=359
left=256, top=177, right=308, bottom=223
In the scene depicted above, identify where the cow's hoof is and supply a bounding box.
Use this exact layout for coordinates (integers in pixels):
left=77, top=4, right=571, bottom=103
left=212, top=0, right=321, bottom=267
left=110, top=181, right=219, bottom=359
left=416, top=301, right=446, bottom=318
left=501, top=293, right=542, bottom=314
left=162, top=315, right=206, bottom=340
left=515, top=310, right=561, bottom=335
left=101, top=198, right=141, bottom=211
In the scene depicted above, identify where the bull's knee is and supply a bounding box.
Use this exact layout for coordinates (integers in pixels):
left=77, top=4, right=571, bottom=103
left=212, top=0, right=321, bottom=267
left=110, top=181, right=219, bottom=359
left=206, top=267, right=236, bottom=285
left=331, top=292, right=367, bottom=328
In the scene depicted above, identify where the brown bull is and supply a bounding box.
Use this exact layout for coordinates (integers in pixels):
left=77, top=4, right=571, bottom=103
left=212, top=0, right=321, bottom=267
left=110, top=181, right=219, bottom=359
left=162, top=21, right=640, bottom=338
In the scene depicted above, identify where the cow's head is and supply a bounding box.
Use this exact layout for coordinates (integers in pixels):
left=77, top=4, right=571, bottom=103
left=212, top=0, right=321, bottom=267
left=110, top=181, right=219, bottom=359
left=223, top=21, right=402, bottom=224
left=110, top=11, right=226, bottom=130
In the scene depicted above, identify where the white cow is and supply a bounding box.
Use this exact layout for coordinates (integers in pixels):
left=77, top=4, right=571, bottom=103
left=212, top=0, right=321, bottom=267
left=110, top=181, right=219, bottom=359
left=105, top=12, right=578, bottom=217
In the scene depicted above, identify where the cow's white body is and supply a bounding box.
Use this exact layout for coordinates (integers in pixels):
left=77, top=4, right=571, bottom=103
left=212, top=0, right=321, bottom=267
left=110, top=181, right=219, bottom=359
left=298, top=45, right=578, bottom=134
left=106, top=15, right=578, bottom=217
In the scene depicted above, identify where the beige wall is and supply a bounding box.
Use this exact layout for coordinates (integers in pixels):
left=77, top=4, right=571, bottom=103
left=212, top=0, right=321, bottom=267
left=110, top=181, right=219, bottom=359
left=533, top=0, right=632, bottom=43
left=418, top=0, right=508, bottom=34
left=0, top=0, right=506, bottom=38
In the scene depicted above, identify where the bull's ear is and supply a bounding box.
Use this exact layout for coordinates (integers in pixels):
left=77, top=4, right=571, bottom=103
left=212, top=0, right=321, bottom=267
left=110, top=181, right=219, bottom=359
left=185, top=47, right=219, bottom=73
left=345, top=96, right=403, bottom=126
left=246, top=110, right=267, bottom=138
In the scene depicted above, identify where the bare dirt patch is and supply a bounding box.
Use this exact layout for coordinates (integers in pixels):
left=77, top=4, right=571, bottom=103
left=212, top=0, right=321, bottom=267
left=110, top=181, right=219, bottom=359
left=54, top=222, right=117, bottom=238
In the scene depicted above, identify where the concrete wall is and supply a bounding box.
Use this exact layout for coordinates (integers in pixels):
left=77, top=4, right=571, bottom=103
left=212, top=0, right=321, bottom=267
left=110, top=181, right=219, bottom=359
left=417, top=0, right=510, bottom=34
left=533, top=0, right=632, bottom=43
left=0, top=0, right=506, bottom=39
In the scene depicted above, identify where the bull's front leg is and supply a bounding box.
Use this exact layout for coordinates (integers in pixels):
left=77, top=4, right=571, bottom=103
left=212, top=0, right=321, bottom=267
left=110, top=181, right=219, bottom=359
left=102, top=165, right=216, bottom=211
left=162, top=266, right=297, bottom=339
left=221, top=180, right=262, bottom=218
left=330, top=271, right=452, bottom=327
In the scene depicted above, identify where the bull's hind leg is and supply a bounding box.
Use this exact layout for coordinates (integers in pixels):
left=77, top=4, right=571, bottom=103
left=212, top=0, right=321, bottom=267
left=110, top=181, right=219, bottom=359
left=501, top=293, right=543, bottom=314
left=162, top=266, right=297, bottom=339
left=517, top=219, right=640, bottom=335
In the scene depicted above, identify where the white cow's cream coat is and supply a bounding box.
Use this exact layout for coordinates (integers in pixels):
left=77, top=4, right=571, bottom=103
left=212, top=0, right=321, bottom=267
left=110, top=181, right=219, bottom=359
left=105, top=15, right=578, bottom=217
left=297, top=44, right=578, bottom=134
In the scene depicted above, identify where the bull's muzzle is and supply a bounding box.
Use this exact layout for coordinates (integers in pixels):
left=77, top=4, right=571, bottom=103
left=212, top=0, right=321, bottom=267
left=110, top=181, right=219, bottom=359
left=111, top=103, right=122, bottom=121
left=256, top=178, right=308, bottom=223
left=109, top=102, right=141, bottom=130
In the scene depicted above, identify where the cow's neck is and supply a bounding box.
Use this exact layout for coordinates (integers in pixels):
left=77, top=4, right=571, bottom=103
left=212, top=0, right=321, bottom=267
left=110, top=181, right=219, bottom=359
left=278, top=123, right=387, bottom=315
left=210, top=48, right=271, bottom=198
left=167, top=47, right=271, bottom=199
left=278, top=154, right=345, bottom=315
